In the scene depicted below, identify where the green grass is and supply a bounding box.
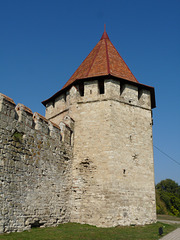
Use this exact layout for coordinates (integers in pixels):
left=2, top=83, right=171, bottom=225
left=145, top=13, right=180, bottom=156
left=0, top=222, right=177, bottom=240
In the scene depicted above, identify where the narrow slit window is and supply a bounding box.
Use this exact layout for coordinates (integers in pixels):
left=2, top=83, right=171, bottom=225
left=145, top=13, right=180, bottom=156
left=98, top=80, right=104, bottom=94
left=138, top=88, right=142, bottom=100
left=64, top=93, right=66, bottom=102
left=79, top=82, right=84, bottom=96
left=120, top=84, right=125, bottom=95
left=70, top=131, right=73, bottom=146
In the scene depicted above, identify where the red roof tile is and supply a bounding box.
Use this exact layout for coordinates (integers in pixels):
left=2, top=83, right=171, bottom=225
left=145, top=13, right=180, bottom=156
left=61, top=30, right=138, bottom=90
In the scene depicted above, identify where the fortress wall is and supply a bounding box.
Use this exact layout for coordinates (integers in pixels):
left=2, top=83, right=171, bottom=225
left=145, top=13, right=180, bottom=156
left=68, top=80, right=155, bottom=227
left=0, top=94, right=72, bottom=233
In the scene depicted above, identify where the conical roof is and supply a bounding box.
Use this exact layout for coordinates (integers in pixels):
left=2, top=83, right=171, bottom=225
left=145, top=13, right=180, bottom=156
left=42, top=30, right=155, bottom=108
left=61, top=30, right=138, bottom=90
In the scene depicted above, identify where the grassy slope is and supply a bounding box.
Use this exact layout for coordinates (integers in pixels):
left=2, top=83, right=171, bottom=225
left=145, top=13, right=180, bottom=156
left=0, top=222, right=177, bottom=240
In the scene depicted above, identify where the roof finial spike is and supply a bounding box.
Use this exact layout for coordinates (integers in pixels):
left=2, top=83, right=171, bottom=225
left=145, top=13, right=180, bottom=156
left=101, top=24, right=109, bottom=40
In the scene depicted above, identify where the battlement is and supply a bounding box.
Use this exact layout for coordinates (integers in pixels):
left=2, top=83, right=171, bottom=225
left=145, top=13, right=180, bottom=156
left=0, top=93, right=73, bottom=144
left=45, top=78, right=152, bottom=123
left=80, top=79, right=151, bottom=109
left=0, top=93, right=16, bottom=118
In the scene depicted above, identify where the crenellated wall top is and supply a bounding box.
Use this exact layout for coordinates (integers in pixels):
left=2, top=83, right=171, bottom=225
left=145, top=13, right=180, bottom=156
left=0, top=93, right=72, bottom=143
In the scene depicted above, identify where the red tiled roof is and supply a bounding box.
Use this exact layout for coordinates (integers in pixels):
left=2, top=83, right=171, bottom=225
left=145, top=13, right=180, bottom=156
left=42, top=31, right=156, bottom=108
left=61, top=30, right=138, bottom=90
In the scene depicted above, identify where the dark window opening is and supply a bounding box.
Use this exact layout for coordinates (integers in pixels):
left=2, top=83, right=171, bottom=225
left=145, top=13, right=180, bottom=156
left=47, top=128, right=50, bottom=135
left=123, top=169, right=126, bottom=174
left=79, top=82, right=84, bottom=96
left=98, top=80, right=104, bottom=94
left=52, top=100, right=55, bottom=108
left=138, top=88, right=142, bottom=100
left=70, top=131, right=73, bottom=146
left=64, top=93, right=66, bottom=102
left=120, top=84, right=125, bottom=95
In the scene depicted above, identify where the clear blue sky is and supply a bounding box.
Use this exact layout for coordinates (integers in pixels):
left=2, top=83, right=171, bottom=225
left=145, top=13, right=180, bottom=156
left=1, top=0, right=180, bottom=185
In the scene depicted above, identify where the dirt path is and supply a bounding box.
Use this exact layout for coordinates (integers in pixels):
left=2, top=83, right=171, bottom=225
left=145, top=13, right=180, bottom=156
left=158, top=219, right=180, bottom=225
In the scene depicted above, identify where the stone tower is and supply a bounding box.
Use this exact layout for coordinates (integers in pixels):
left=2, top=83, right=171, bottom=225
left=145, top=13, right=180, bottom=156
left=42, top=30, right=156, bottom=227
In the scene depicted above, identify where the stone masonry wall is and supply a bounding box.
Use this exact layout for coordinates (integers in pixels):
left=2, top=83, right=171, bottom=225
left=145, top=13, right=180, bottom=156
left=70, top=81, right=156, bottom=227
left=45, top=79, right=156, bottom=227
left=0, top=94, right=72, bottom=233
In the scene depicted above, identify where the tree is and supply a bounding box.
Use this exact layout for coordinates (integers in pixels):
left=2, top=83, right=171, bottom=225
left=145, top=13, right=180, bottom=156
left=156, top=179, right=180, bottom=216
left=156, top=179, right=180, bottom=197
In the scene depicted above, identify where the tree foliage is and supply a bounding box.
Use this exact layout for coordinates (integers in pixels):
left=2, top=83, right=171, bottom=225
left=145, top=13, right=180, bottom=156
left=156, top=179, right=180, bottom=216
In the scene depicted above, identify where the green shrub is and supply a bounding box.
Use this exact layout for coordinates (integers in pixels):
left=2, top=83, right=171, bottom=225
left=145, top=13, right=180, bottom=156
left=12, top=131, right=23, bottom=143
